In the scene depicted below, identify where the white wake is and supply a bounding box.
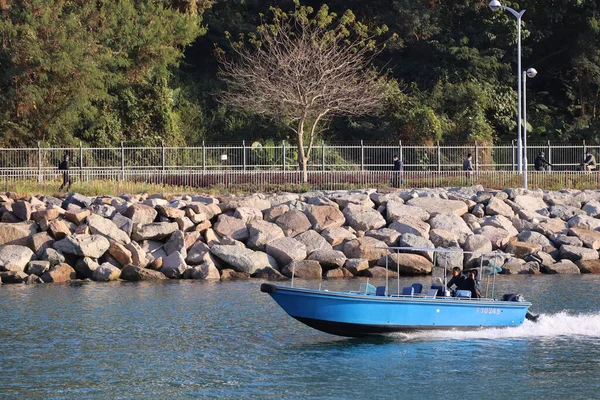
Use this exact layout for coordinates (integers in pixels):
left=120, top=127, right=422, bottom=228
left=392, top=311, right=600, bottom=341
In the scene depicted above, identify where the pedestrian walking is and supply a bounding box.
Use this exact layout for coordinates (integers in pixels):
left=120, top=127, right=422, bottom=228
left=58, top=153, right=72, bottom=191
left=392, top=154, right=403, bottom=187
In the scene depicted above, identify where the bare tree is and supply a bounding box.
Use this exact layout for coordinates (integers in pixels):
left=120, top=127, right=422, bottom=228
left=218, top=3, right=388, bottom=182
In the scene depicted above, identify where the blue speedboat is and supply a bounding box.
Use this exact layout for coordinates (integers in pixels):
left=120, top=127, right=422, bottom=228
left=261, top=248, right=536, bottom=337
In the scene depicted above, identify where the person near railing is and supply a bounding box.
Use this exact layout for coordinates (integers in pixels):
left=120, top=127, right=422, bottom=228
left=463, top=153, right=473, bottom=178
left=392, top=154, right=403, bottom=187
left=58, top=153, right=72, bottom=191
left=579, top=150, right=596, bottom=172
left=534, top=151, right=552, bottom=171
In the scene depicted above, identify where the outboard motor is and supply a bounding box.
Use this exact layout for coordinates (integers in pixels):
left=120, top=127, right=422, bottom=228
left=502, top=293, right=539, bottom=322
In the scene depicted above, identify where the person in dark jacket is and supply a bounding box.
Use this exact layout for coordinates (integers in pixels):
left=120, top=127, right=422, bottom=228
left=463, top=153, right=473, bottom=171
left=580, top=150, right=596, bottom=172
left=392, top=154, right=403, bottom=187
left=58, top=154, right=72, bottom=191
left=534, top=151, right=552, bottom=171
left=465, top=269, right=482, bottom=298
left=447, top=267, right=468, bottom=293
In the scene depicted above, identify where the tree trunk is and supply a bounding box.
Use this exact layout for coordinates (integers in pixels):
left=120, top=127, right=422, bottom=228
left=297, top=116, right=309, bottom=183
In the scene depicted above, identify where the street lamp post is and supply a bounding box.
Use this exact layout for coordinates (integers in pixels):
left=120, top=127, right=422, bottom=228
left=523, top=67, right=537, bottom=190
left=489, top=0, right=526, bottom=175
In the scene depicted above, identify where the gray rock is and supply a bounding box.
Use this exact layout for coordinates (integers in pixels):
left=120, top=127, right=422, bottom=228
left=559, top=245, right=599, bottom=262
left=90, top=204, right=116, bottom=218
left=111, top=213, right=134, bottom=237
left=0, top=245, right=34, bottom=272
left=549, top=205, right=586, bottom=221
left=485, top=198, right=514, bottom=218
left=92, top=263, right=121, bottom=282
left=307, top=249, right=346, bottom=270
left=365, top=228, right=401, bottom=246
left=428, top=213, right=472, bottom=243
left=131, top=222, right=179, bottom=241
left=304, top=205, right=345, bottom=232
left=266, top=237, right=307, bottom=266
left=436, top=248, right=464, bottom=271
left=161, top=251, right=188, bottom=278
left=281, top=260, right=322, bottom=279
left=389, top=216, right=430, bottom=239
left=406, top=197, right=468, bottom=216
left=294, top=230, right=332, bottom=254
left=517, top=230, right=553, bottom=248
left=74, top=257, right=100, bottom=280
left=474, top=226, right=512, bottom=250
left=321, top=227, right=356, bottom=246
left=53, top=234, right=110, bottom=258
left=26, top=260, right=50, bottom=276
left=463, top=234, right=492, bottom=268
left=246, top=220, right=286, bottom=251
left=567, top=215, right=600, bottom=231
left=582, top=200, right=600, bottom=217
left=210, top=245, right=278, bottom=275
left=544, top=259, right=581, bottom=274
left=398, top=234, right=435, bottom=261
left=341, top=204, right=386, bottom=232
left=550, top=233, right=583, bottom=247
left=386, top=202, right=430, bottom=222
left=275, top=210, right=312, bottom=237
left=185, top=241, right=211, bottom=265
left=164, top=230, right=185, bottom=256
left=120, top=265, right=167, bottom=281
left=88, top=214, right=130, bottom=244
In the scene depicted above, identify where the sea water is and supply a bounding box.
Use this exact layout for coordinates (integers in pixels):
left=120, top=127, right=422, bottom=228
left=1, top=275, right=600, bottom=399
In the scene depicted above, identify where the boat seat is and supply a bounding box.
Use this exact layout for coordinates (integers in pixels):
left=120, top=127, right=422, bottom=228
left=431, top=285, right=445, bottom=297
left=411, top=283, right=423, bottom=294
left=455, top=290, right=472, bottom=298
left=426, top=288, right=438, bottom=298
left=402, top=287, right=414, bottom=296
left=375, top=286, right=386, bottom=296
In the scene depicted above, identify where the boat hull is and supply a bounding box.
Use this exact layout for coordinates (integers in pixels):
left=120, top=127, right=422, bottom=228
left=261, top=284, right=532, bottom=337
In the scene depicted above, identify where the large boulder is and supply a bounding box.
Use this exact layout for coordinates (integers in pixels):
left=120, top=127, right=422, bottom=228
left=29, top=232, right=55, bottom=258
left=88, top=214, right=130, bottom=244
left=474, top=226, right=512, bottom=250
left=389, top=216, right=430, bottom=239
left=428, top=213, right=473, bottom=243
left=161, top=251, right=188, bottom=278
left=74, top=257, right=100, bottom=279
left=435, top=247, right=464, bottom=271
left=131, top=222, right=178, bottom=241
left=266, top=237, right=307, bottom=266
left=304, top=205, right=345, bottom=231
left=53, top=234, right=110, bottom=258
left=406, top=197, right=468, bottom=216
left=398, top=234, right=435, bottom=261
left=214, top=214, right=249, bottom=241
left=124, top=204, right=158, bottom=225
left=386, top=203, right=430, bottom=222
left=294, top=230, right=332, bottom=254
left=186, top=263, right=221, bottom=280
left=485, top=198, right=514, bottom=218
left=246, top=220, right=285, bottom=251
left=568, top=228, right=600, bottom=250
left=575, top=259, right=600, bottom=274
left=321, top=227, right=356, bottom=246
left=308, top=249, right=346, bottom=270
left=185, top=241, right=212, bottom=265
left=342, top=204, right=386, bottom=232
left=463, top=234, right=492, bottom=268
left=108, top=242, right=133, bottom=266
left=233, top=207, right=263, bottom=224
left=543, top=259, right=581, bottom=274
left=41, top=263, right=76, bottom=283
left=92, top=263, right=122, bottom=282
left=378, top=253, right=433, bottom=275
left=332, top=193, right=374, bottom=209
left=0, top=222, right=38, bottom=246
left=0, top=245, right=34, bottom=272
left=281, top=260, right=322, bottom=278
left=343, top=237, right=388, bottom=262
left=275, top=210, right=311, bottom=237
left=505, top=241, right=542, bottom=259
left=210, top=245, right=278, bottom=275
left=12, top=201, right=32, bottom=221
left=365, top=228, right=401, bottom=246
left=120, top=264, right=167, bottom=281
left=559, top=245, right=599, bottom=262
left=513, top=195, right=548, bottom=213
left=567, top=215, right=600, bottom=231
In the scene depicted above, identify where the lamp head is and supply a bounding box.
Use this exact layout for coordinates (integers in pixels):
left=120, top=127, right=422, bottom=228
left=526, top=68, right=538, bottom=78
left=489, top=0, right=502, bottom=11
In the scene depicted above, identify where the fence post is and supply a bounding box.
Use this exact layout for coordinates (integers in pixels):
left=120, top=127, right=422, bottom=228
left=243, top=140, right=246, bottom=171
left=547, top=140, right=552, bottom=171
left=360, top=140, right=364, bottom=171
left=282, top=141, right=286, bottom=171
left=399, top=140, right=403, bottom=168
left=120, top=142, right=125, bottom=181
left=512, top=140, right=515, bottom=171
left=322, top=140, right=325, bottom=172
left=37, top=141, right=41, bottom=183
left=437, top=141, right=441, bottom=172
left=161, top=141, right=166, bottom=172
left=202, top=140, right=206, bottom=172
left=79, top=141, right=83, bottom=182
left=474, top=141, right=479, bottom=172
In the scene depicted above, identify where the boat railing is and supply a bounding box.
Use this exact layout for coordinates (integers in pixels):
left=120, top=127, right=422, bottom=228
left=378, top=247, right=511, bottom=300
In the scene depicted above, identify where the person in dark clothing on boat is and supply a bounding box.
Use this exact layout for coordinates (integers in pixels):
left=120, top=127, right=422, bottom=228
left=392, top=154, right=403, bottom=187
left=58, top=153, right=72, bottom=192
left=465, top=269, right=482, bottom=299
left=534, top=151, right=552, bottom=171
left=447, top=267, right=468, bottom=293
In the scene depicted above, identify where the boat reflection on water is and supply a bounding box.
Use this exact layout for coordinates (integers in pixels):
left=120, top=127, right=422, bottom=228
left=261, top=247, right=537, bottom=337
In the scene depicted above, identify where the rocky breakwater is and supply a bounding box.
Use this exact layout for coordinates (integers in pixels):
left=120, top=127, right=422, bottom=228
left=1, top=186, right=600, bottom=285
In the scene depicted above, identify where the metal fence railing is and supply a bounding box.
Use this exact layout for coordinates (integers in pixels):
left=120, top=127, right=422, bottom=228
left=1, top=141, right=598, bottom=173
left=2, top=169, right=599, bottom=192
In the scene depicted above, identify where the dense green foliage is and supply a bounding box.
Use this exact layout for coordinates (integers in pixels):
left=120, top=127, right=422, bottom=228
left=1, top=0, right=600, bottom=147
